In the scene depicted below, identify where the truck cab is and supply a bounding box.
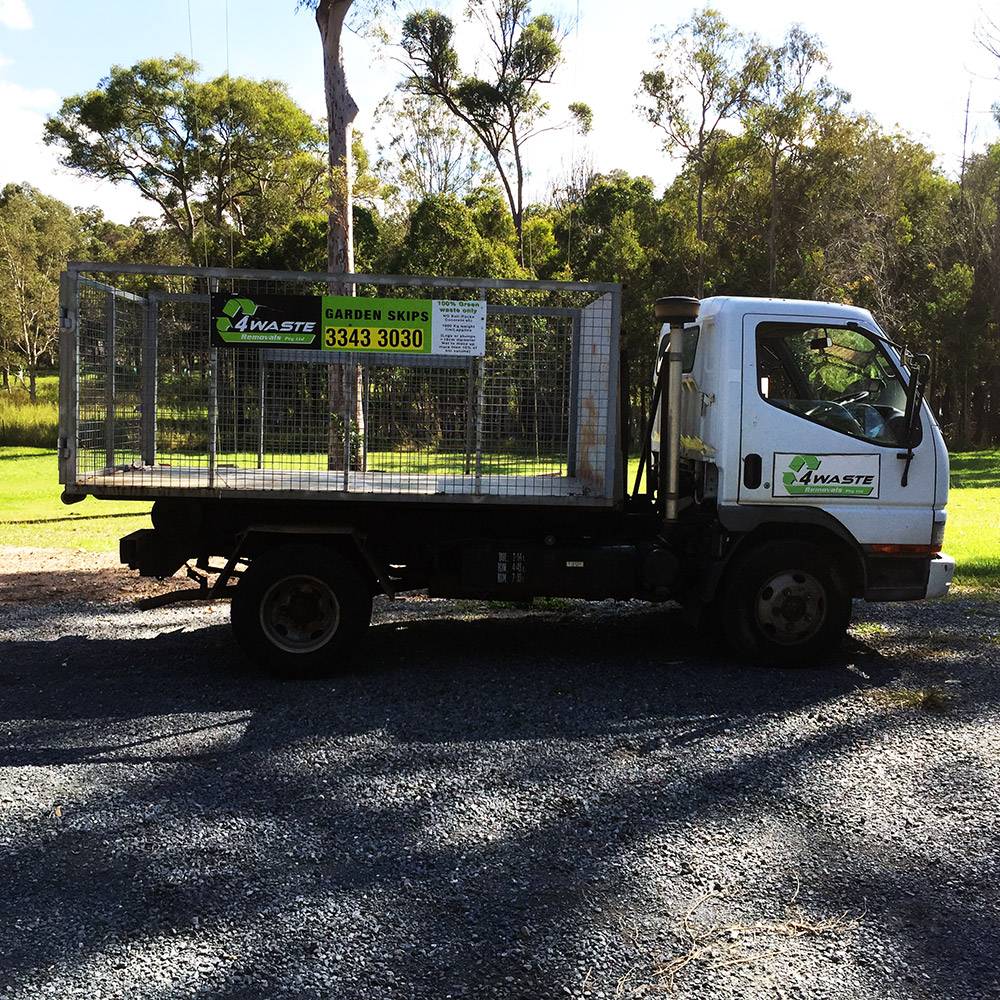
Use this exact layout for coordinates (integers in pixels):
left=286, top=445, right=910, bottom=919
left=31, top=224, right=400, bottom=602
left=652, top=295, right=954, bottom=658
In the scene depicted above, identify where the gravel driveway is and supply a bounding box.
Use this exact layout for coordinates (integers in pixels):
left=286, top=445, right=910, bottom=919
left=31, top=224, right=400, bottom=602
left=0, top=560, right=998, bottom=999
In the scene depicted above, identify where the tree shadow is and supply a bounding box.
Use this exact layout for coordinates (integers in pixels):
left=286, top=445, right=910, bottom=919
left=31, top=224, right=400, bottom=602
left=2, top=601, right=987, bottom=997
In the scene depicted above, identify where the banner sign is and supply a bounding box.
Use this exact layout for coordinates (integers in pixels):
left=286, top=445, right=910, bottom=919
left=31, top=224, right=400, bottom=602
left=211, top=293, right=486, bottom=356
left=772, top=452, right=880, bottom=499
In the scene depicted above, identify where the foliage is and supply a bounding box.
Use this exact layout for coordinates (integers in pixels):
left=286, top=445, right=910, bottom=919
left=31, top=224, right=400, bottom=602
left=0, top=5, right=996, bottom=448
left=638, top=6, right=768, bottom=292
left=388, top=192, right=522, bottom=278
left=44, top=57, right=325, bottom=264
left=0, top=391, right=58, bottom=447
left=0, top=185, right=81, bottom=399
left=401, top=0, right=590, bottom=257
left=374, top=92, right=492, bottom=201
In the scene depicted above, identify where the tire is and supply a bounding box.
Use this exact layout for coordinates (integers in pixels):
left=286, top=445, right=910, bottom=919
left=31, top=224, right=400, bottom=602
left=720, top=540, right=851, bottom=666
left=231, top=543, right=373, bottom=678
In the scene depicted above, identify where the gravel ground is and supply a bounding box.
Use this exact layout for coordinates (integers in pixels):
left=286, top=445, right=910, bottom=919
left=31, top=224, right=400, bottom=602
left=0, top=560, right=998, bottom=999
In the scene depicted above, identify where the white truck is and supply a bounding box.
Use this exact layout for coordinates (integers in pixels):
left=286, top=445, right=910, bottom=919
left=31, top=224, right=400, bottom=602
left=57, top=264, right=954, bottom=675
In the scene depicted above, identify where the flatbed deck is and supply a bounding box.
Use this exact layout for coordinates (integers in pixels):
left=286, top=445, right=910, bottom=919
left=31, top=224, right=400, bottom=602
left=75, top=464, right=606, bottom=504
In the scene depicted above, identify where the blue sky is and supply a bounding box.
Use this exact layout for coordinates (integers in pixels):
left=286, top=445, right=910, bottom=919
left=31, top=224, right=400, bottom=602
left=1, top=0, right=998, bottom=222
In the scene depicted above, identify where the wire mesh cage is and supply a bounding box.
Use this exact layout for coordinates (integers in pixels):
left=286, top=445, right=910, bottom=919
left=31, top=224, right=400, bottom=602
left=60, top=265, right=622, bottom=506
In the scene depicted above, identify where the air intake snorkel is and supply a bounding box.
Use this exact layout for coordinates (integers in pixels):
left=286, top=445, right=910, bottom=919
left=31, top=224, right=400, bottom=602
left=653, top=296, right=700, bottom=524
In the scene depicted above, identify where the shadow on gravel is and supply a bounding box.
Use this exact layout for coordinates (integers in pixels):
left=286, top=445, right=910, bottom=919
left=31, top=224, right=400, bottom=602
left=0, top=606, right=890, bottom=748
left=2, top=601, right=988, bottom=997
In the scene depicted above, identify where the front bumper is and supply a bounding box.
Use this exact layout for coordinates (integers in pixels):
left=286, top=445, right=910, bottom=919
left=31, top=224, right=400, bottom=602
left=925, top=552, right=956, bottom=599
left=863, top=551, right=955, bottom=602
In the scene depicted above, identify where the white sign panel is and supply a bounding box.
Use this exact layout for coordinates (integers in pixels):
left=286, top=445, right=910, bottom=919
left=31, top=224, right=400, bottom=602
left=772, top=452, right=881, bottom=499
left=431, top=299, right=487, bottom=356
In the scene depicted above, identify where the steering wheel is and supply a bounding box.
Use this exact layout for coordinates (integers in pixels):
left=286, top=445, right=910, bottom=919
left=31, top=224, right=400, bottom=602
left=831, top=377, right=885, bottom=406
left=831, top=388, right=872, bottom=405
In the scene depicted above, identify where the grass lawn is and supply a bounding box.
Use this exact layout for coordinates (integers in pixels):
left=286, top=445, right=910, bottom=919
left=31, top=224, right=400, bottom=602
left=0, top=375, right=59, bottom=448
left=945, top=450, right=1000, bottom=591
left=0, top=446, right=151, bottom=552
left=1, top=445, right=997, bottom=592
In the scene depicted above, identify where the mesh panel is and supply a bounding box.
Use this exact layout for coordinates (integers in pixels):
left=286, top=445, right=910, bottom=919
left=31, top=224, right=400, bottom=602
left=63, top=269, right=620, bottom=504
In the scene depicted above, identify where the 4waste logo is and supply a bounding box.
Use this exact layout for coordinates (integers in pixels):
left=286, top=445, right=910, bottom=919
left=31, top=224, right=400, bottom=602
left=777, top=453, right=880, bottom=498
left=212, top=295, right=320, bottom=347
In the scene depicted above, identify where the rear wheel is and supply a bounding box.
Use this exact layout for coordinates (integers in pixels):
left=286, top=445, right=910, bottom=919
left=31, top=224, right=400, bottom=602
left=721, top=540, right=851, bottom=665
left=231, top=544, right=373, bottom=678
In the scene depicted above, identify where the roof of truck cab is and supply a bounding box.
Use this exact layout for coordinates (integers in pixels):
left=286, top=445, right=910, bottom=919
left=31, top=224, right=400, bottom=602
left=695, top=296, right=878, bottom=327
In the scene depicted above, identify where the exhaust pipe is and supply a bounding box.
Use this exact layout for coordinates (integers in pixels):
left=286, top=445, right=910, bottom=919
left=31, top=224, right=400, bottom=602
left=653, top=296, right=700, bottom=524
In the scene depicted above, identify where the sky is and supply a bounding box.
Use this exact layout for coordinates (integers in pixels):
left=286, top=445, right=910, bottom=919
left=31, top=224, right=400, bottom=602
left=0, top=0, right=998, bottom=223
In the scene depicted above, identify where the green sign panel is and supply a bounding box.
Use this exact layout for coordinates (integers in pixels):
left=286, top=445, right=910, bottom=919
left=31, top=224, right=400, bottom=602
left=322, top=295, right=431, bottom=354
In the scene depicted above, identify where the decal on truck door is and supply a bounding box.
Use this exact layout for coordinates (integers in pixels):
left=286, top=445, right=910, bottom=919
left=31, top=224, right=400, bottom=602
left=773, top=453, right=880, bottom=499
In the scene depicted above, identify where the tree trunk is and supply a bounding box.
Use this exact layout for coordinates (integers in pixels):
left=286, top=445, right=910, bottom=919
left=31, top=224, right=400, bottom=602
left=510, top=119, right=525, bottom=265
left=961, top=363, right=972, bottom=446
left=768, top=152, right=779, bottom=296
left=317, top=0, right=358, bottom=278
left=695, top=172, right=706, bottom=298
left=316, top=0, right=366, bottom=473
left=28, top=367, right=36, bottom=402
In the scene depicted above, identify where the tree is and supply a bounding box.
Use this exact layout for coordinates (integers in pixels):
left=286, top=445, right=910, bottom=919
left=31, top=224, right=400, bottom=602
left=0, top=185, right=80, bottom=399
left=374, top=92, right=491, bottom=201
left=638, top=7, right=767, bottom=294
left=389, top=193, right=521, bottom=278
left=745, top=26, right=843, bottom=293
left=401, top=0, right=591, bottom=261
left=44, top=57, right=325, bottom=265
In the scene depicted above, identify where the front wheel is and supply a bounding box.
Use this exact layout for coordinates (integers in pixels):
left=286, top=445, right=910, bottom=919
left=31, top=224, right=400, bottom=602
left=231, top=544, right=373, bottom=678
left=720, top=540, right=851, bottom=666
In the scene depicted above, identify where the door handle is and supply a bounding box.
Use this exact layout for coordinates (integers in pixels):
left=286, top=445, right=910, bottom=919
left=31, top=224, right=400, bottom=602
left=743, top=453, right=762, bottom=489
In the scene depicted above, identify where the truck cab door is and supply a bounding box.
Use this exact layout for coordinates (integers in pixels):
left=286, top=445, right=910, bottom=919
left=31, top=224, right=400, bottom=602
left=737, top=312, right=937, bottom=547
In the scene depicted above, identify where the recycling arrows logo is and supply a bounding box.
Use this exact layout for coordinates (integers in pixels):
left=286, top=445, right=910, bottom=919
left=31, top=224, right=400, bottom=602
left=216, top=298, right=259, bottom=335
left=783, top=454, right=821, bottom=495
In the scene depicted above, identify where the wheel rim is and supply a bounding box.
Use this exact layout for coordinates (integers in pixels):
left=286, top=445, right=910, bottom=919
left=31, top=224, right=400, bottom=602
left=259, top=574, right=340, bottom=654
left=755, top=569, right=827, bottom=646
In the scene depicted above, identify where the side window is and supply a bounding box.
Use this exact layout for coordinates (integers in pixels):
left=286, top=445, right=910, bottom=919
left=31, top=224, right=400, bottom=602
left=755, top=322, right=913, bottom=446
left=682, top=325, right=700, bottom=373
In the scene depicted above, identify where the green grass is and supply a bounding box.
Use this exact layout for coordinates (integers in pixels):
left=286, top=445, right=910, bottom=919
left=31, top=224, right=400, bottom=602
left=209, top=450, right=567, bottom=477
left=946, top=450, right=1000, bottom=591
left=0, top=446, right=151, bottom=552
left=950, top=449, right=1000, bottom=489
left=0, top=375, right=59, bottom=448
left=943, top=487, right=1000, bottom=591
